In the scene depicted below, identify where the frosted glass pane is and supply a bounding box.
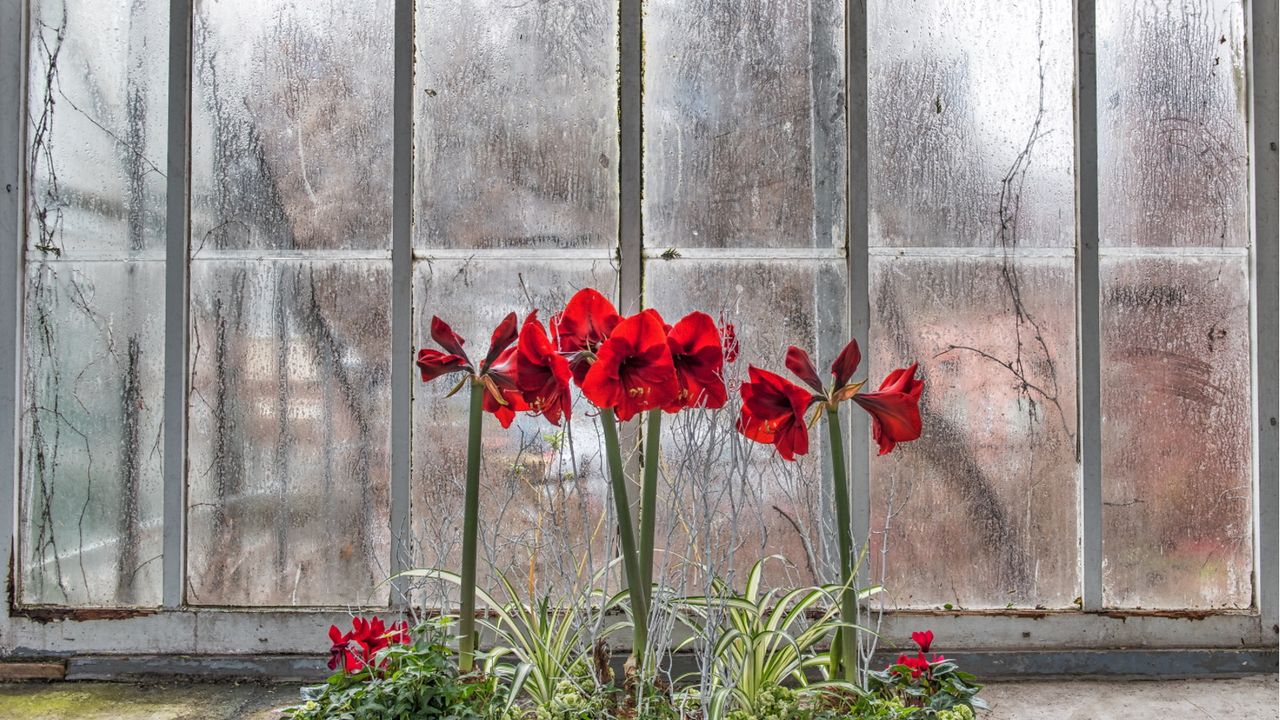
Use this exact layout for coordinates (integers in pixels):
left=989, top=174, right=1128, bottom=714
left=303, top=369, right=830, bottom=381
left=414, top=0, right=618, bottom=249
left=21, top=261, right=164, bottom=606
left=191, top=0, right=393, bottom=253
left=868, top=0, right=1075, bottom=248
left=26, top=0, right=168, bottom=258
left=411, top=259, right=620, bottom=606
left=644, top=259, right=847, bottom=589
left=1101, top=256, right=1251, bottom=608
left=1098, top=0, right=1248, bottom=248
left=187, top=261, right=392, bottom=606
left=869, top=256, right=1078, bottom=608
left=645, top=0, right=845, bottom=248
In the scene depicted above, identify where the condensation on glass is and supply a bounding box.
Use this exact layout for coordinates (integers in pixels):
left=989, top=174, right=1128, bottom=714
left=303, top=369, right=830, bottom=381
left=1097, top=0, right=1253, bottom=608
left=1097, top=0, right=1249, bottom=249
left=20, top=0, right=168, bottom=606
left=186, top=261, right=392, bottom=606
left=644, top=0, right=846, bottom=248
left=411, top=259, right=620, bottom=606
left=644, top=259, right=848, bottom=590
left=868, top=256, right=1079, bottom=608
left=1100, top=258, right=1252, bottom=609
left=866, top=0, right=1079, bottom=608
left=186, top=0, right=394, bottom=605
left=869, top=0, right=1075, bottom=248
left=414, top=0, right=619, bottom=249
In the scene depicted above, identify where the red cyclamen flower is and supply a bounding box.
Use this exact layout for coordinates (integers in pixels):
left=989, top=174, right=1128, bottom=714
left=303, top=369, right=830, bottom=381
left=416, top=313, right=527, bottom=429
left=516, top=312, right=573, bottom=425
left=737, top=366, right=815, bottom=461
left=551, top=288, right=622, bottom=385
left=911, top=629, right=934, bottom=654
left=328, top=616, right=410, bottom=673
left=581, top=309, right=679, bottom=421
left=664, top=311, right=728, bottom=412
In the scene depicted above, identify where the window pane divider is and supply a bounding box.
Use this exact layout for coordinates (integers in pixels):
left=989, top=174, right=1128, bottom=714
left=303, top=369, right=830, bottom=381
left=846, top=0, right=871, bottom=590
left=1074, top=0, right=1104, bottom=612
left=1247, top=0, right=1279, bottom=636
left=389, top=0, right=415, bottom=607
left=162, top=0, right=194, bottom=610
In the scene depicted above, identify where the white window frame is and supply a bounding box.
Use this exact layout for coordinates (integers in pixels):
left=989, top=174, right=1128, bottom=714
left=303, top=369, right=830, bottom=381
left=0, top=0, right=1275, bottom=674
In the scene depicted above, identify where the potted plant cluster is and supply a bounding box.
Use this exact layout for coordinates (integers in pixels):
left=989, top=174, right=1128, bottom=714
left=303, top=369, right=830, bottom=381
left=284, top=289, right=983, bottom=720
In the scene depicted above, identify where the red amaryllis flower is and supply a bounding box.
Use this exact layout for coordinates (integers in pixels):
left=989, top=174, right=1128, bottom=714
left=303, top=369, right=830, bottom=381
left=911, top=629, right=934, bottom=654
left=737, top=366, right=815, bottom=461
left=581, top=309, right=679, bottom=421
left=551, top=288, right=622, bottom=385
left=852, top=363, right=924, bottom=455
left=416, top=313, right=526, bottom=428
left=516, top=312, right=573, bottom=425
left=664, top=311, right=728, bottom=412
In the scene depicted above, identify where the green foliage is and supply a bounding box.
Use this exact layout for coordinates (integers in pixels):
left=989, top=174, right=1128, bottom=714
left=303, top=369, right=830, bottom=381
left=282, top=619, right=498, bottom=720
left=671, top=556, right=881, bottom=720
left=867, top=656, right=985, bottom=716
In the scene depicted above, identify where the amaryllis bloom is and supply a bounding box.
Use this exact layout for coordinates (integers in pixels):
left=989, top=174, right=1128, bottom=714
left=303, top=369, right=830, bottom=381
left=516, top=312, right=573, bottom=425
left=736, top=338, right=923, bottom=459
left=416, top=313, right=526, bottom=428
left=327, top=616, right=410, bottom=673
left=581, top=309, right=679, bottom=421
left=911, top=629, right=934, bottom=654
left=737, top=366, right=815, bottom=461
left=551, top=288, right=622, bottom=384
left=853, top=363, right=924, bottom=455
left=663, top=311, right=728, bottom=412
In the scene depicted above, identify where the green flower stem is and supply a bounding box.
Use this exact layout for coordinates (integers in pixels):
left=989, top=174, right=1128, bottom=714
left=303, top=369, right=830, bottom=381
left=599, top=407, right=649, bottom=664
left=639, top=409, right=662, bottom=608
left=826, top=405, right=859, bottom=681
left=459, top=379, right=485, bottom=672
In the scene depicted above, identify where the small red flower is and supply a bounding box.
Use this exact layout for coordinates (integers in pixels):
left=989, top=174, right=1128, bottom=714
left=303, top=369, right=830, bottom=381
left=852, top=363, right=924, bottom=455
left=582, top=309, right=679, bottom=421
left=911, top=629, right=934, bottom=654
left=737, top=366, right=815, bottom=461
left=327, top=616, right=410, bottom=673
left=416, top=313, right=525, bottom=428
left=516, top=312, right=573, bottom=426
left=664, top=311, right=728, bottom=412
left=720, top=321, right=740, bottom=364
left=892, top=652, right=931, bottom=680
left=551, top=288, right=622, bottom=385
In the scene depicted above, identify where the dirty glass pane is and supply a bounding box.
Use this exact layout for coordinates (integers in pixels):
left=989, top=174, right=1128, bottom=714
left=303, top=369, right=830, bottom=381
left=414, top=0, right=618, bottom=250
left=645, top=0, right=845, bottom=249
left=868, top=0, right=1075, bottom=248
left=1100, top=256, right=1251, bottom=608
left=411, top=259, right=620, bottom=607
left=868, top=255, right=1079, bottom=608
left=187, top=261, right=392, bottom=606
left=21, top=261, right=165, bottom=606
left=644, top=259, right=847, bottom=589
left=26, top=0, right=168, bottom=259
left=190, top=0, right=393, bottom=253
left=1097, top=0, right=1248, bottom=248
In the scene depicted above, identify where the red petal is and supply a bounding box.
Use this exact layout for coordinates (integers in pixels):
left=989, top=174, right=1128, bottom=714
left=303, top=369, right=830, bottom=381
left=517, top=312, right=573, bottom=425
left=416, top=349, right=468, bottom=383
left=430, top=317, right=470, bottom=364
left=482, top=312, right=519, bottom=371
left=830, top=338, right=862, bottom=387
left=553, top=288, right=621, bottom=355
left=785, top=346, right=825, bottom=394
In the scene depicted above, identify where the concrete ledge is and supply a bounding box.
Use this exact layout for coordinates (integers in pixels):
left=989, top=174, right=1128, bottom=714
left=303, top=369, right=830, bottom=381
left=34, top=648, right=1279, bottom=683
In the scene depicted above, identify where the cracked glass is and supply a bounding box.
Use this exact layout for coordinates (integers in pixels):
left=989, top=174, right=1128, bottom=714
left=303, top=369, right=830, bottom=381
left=20, top=0, right=168, bottom=606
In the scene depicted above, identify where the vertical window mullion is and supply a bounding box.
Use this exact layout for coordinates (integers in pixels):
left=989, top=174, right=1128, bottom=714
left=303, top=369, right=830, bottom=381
left=0, top=0, right=24, bottom=604
left=1074, top=0, right=1104, bottom=612
left=389, top=0, right=415, bottom=606
left=162, top=0, right=194, bottom=609
left=1247, top=0, right=1279, bottom=634
left=619, top=0, right=642, bottom=313
left=846, top=0, right=871, bottom=585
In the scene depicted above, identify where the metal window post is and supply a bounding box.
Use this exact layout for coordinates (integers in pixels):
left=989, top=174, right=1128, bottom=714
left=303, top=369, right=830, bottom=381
left=619, top=0, right=642, bottom=316
left=846, top=0, right=871, bottom=585
left=1074, top=0, right=1104, bottom=612
left=1247, top=0, right=1279, bottom=638
left=1, top=0, right=27, bottom=615
left=162, top=0, right=194, bottom=610
left=389, top=0, right=415, bottom=607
